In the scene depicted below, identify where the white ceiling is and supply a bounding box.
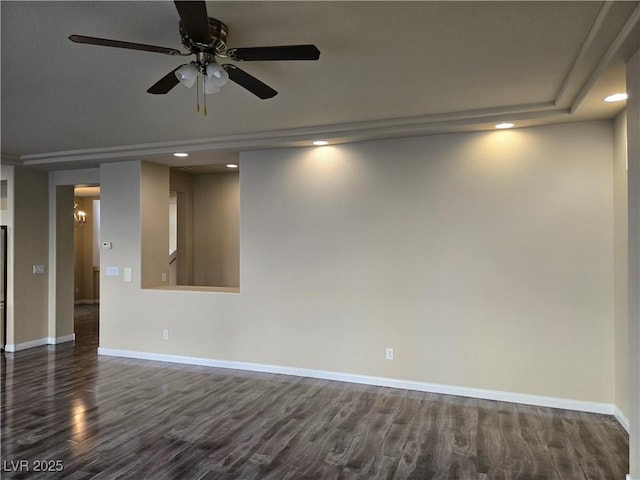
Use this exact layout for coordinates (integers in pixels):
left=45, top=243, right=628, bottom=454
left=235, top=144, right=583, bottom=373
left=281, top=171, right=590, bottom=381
left=1, top=1, right=639, bottom=171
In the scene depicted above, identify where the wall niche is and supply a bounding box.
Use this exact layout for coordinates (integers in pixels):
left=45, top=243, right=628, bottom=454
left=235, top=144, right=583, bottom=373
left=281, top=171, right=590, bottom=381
left=169, top=167, right=239, bottom=289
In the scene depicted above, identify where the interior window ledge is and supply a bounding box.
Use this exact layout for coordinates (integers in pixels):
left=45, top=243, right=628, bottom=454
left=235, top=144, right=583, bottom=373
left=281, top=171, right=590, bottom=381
left=146, top=285, right=240, bottom=294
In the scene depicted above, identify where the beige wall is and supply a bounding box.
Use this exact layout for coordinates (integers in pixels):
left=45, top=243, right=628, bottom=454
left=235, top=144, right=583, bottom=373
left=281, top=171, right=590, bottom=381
left=169, top=170, right=240, bottom=287
left=170, top=170, right=195, bottom=286
left=613, top=111, right=629, bottom=419
left=12, top=166, right=49, bottom=345
left=626, top=47, right=640, bottom=480
left=99, top=161, right=142, bottom=344
left=193, top=172, right=239, bottom=288
left=141, top=162, right=170, bottom=288
left=100, top=121, right=615, bottom=405
left=55, top=186, right=75, bottom=339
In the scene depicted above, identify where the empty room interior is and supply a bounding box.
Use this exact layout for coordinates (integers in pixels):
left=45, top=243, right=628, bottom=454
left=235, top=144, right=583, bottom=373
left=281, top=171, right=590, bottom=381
left=1, top=1, right=639, bottom=479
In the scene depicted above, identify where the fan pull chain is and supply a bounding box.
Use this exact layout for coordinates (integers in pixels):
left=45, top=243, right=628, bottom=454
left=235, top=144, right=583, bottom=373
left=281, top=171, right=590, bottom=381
left=196, top=75, right=200, bottom=113
left=203, top=82, right=208, bottom=116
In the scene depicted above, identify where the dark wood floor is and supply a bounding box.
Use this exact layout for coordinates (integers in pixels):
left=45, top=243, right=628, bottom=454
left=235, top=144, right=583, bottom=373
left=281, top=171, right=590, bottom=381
left=1, top=305, right=629, bottom=480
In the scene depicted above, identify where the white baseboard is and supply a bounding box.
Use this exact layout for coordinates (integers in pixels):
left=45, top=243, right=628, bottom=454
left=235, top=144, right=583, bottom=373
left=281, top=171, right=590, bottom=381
left=5, top=333, right=75, bottom=352
left=47, top=333, right=75, bottom=345
left=5, top=337, right=48, bottom=352
left=613, top=405, right=630, bottom=433
left=98, top=347, right=617, bottom=418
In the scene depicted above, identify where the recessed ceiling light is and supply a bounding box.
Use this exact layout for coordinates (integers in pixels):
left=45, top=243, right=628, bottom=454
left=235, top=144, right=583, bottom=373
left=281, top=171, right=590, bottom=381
left=226, top=163, right=239, bottom=169
left=173, top=152, right=189, bottom=157
left=495, top=122, right=514, bottom=129
left=604, top=93, right=628, bottom=103
left=313, top=140, right=329, bottom=146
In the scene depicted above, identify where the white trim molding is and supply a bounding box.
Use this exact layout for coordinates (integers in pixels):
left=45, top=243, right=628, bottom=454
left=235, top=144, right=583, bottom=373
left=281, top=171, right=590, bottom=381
left=570, top=2, right=640, bottom=113
left=47, top=333, right=75, bottom=345
left=19, top=102, right=563, bottom=168
left=614, top=405, right=631, bottom=433
left=4, top=337, right=48, bottom=352
left=5, top=334, right=76, bottom=352
left=98, top=348, right=619, bottom=419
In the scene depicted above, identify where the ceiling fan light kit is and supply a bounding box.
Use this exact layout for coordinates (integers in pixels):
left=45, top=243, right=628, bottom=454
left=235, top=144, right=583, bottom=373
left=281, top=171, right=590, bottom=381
left=203, top=80, right=220, bottom=95
left=175, top=63, right=199, bottom=88
left=68, top=0, right=320, bottom=114
left=206, top=63, right=228, bottom=83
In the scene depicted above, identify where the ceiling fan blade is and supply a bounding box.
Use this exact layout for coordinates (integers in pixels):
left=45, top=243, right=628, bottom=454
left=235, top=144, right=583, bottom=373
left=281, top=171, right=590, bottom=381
left=147, top=66, right=183, bottom=94
left=227, top=45, right=320, bottom=61
left=222, top=65, right=277, bottom=99
left=174, top=1, right=211, bottom=45
left=69, top=35, right=182, bottom=56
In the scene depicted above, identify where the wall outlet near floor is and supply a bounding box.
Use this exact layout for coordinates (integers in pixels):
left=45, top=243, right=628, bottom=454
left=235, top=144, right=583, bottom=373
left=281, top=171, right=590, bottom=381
left=163, top=329, right=169, bottom=341
left=386, top=347, right=394, bottom=360
left=161, top=272, right=167, bottom=282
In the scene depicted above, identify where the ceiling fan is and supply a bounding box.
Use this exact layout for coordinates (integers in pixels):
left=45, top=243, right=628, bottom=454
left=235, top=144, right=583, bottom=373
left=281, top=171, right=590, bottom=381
left=69, top=0, right=320, bottom=107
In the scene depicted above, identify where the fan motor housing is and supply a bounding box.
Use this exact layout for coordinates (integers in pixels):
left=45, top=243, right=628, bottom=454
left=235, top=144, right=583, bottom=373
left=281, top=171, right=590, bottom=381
left=180, top=17, right=228, bottom=55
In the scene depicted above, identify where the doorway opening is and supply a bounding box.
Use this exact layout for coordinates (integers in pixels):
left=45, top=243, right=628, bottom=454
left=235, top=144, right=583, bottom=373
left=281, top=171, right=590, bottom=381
left=73, top=185, right=100, bottom=346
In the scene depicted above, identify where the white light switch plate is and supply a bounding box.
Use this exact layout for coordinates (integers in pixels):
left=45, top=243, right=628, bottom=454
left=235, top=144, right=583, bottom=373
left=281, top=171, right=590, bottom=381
left=32, top=264, right=46, bottom=274
left=123, top=267, right=133, bottom=283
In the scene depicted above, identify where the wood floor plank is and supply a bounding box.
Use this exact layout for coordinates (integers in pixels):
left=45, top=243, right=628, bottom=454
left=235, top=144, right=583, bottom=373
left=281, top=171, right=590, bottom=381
left=0, top=305, right=630, bottom=479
